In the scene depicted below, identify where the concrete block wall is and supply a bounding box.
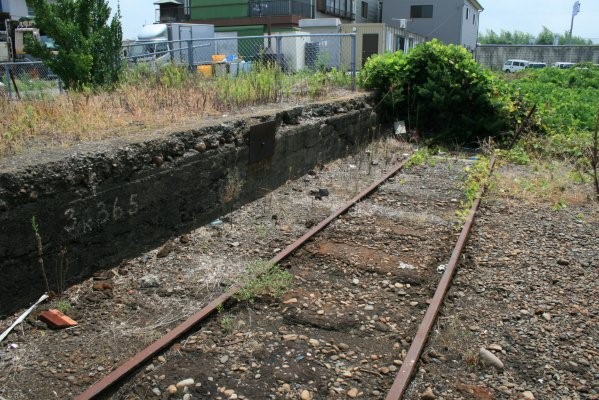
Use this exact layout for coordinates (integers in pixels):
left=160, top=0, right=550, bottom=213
left=0, top=95, right=381, bottom=315
left=475, top=45, right=599, bottom=70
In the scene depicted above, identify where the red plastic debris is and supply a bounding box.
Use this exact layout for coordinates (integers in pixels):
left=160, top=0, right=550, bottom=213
left=38, top=309, right=78, bottom=328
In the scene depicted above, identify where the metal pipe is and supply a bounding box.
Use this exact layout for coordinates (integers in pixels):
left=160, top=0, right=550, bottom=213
left=4, top=64, right=12, bottom=100
left=351, top=33, right=356, bottom=91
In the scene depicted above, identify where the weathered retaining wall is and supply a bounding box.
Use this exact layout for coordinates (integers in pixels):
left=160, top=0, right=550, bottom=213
left=475, top=45, right=599, bottom=70
left=0, top=95, right=380, bottom=316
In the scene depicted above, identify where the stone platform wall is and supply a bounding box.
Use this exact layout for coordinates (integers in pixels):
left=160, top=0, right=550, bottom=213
left=0, top=95, right=381, bottom=315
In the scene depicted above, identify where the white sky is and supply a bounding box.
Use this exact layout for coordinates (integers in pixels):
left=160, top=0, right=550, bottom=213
left=108, top=0, right=599, bottom=42
left=478, top=0, right=599, bottom=43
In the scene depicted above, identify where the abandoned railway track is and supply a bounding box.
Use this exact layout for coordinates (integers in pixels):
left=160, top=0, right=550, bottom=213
left=1, top=141, right=494, bottom=400
left=77, top=150, right=489, bottom=400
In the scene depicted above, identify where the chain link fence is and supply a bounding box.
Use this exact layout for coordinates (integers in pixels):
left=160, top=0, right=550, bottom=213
left=124, top=33, right=356, bottom=85
left=2, top=33, right=356, bottom=100
left=1, top=61, right=62, bottom=100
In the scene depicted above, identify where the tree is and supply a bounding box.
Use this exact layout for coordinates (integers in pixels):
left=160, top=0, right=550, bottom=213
left=25, top=0, right=122, bottom=89
left=558, top=31, right=592, bottom=45
left=479, top=29, right=534, bottom=45
left=535, top=26, right=554, bottom=45
left=479, top=27, right=592, bottom=46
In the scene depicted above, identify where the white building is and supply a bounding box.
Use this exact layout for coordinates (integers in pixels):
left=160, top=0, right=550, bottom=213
left=382, top=0, right=483, bottom=51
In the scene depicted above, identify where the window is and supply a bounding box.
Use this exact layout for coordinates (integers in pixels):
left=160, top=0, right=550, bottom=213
left=410, top=5, right=433, bottom=18
left=473, top=14, right=476, bottom=25
left=465, top=7, right=469, bottom=20
left=361, top=1, right=368, bottom=19
left=396, top=35, right=405, bottom=51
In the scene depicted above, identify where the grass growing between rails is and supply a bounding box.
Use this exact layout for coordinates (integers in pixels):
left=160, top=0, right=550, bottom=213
left=456, top=156, right=493, bottom=222
left=234, top=260, right=293, bottom=303
left=0, top=64, right=353, bottom=157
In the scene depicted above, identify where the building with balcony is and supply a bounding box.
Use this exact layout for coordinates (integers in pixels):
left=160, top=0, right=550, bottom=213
left=315, top=0, right=381, bottom=23
left=155, top=0, right=381, bottom=36
left=382, top=0, right=483, bottom=50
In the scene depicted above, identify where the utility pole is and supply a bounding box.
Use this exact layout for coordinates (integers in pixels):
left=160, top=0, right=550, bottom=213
left=569, top=0, right=580, bottom=45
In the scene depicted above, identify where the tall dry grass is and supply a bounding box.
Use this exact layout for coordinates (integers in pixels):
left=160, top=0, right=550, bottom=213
left=0, top=64, right=352, bottom=157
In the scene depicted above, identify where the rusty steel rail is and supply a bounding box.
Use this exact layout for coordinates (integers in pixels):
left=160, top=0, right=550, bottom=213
left=385, top=156, right=496, bottom=400
left=75, top=156, right=411, bottom=400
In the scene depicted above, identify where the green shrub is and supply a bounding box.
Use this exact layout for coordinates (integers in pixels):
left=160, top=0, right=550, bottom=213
left=511, top=67, right=599, bottom=134
left=359, top=40, right=509, bottom=144
left=358, top=51, right=407, bottom=111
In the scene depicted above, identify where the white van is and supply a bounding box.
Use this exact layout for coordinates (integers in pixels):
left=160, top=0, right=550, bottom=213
left=553, top=62, right=575, bottom=69
left=503, top=59, right=529, bottom=73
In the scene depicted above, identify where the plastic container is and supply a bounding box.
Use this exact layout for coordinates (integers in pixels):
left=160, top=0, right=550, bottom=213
left=229, top=61, right=239, bottom=77
left=211, top=54, right=226, bottom=62
left=214, top=63, right=227, bottom=77
left=197, top=64, right=212, bottom=78
left=239, top=61, right=253, bottom=74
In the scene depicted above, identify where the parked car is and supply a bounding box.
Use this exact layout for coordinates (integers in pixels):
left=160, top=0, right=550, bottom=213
left=503, top=59, right=529, bottom=73
left=526, top=62, right=546, bottom=69
left=553, top=62, right=575, bottom=69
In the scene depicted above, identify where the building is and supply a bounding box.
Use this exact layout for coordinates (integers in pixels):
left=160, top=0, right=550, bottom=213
left=0, top=0, right=33, bottom=20
left=314, top=0, right=382, bottom=23
left=381, top=0, right=483, bottom=50
left=340, top=22, right=426, bottom=68
left=155, top=0, right=382, bottom=37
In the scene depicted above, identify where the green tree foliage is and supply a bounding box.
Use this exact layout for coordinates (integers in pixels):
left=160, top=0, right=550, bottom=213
left=25, top=0, right=122, bottom=89
left=359, top=40, right=510, bottom=143
left=535, top=26, right=555, bottom=45
left=479, top=29, right=535, bottom=45
left=479, top=27, right=592, bottom=45
left=557, top=31, right=593, bottom=45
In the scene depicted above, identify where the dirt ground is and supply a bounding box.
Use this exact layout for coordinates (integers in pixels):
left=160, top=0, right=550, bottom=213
left=0, top=141, right=597, bottom=400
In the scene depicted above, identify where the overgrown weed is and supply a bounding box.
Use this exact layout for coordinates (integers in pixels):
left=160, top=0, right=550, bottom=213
left=405, top=148, right=432, bottom=168
left=495, top=158, right=589, bottom=206
left=234, top=260, right=293, bottom=303
left=0, top=64, right=351, bottom=156
left=456, top=156, right=492, bottom=222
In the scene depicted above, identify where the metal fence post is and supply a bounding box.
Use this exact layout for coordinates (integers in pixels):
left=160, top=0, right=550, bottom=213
left=276, top=35, right=283, bottom=69
left=4, top=64, right=13, bottom=100
left=58, top=78, right=63, bottom=94
left=351, top=33, right=357, bottom=91
left=188, top=39, right=194, bottom=72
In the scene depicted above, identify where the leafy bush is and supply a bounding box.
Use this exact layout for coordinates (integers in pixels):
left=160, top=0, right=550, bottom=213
left=359, top=40, right=509, bottom=144
left=510, top=66, right=599, bottom=135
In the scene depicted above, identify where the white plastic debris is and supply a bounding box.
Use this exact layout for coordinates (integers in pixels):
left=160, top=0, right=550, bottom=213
left=399, top=261, right=415, bottom=269
left=0, top=294, right=49, bottom=343
left=437, top=264, right=447, bottom=274
left=394, top=120, right=406, bottom=136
